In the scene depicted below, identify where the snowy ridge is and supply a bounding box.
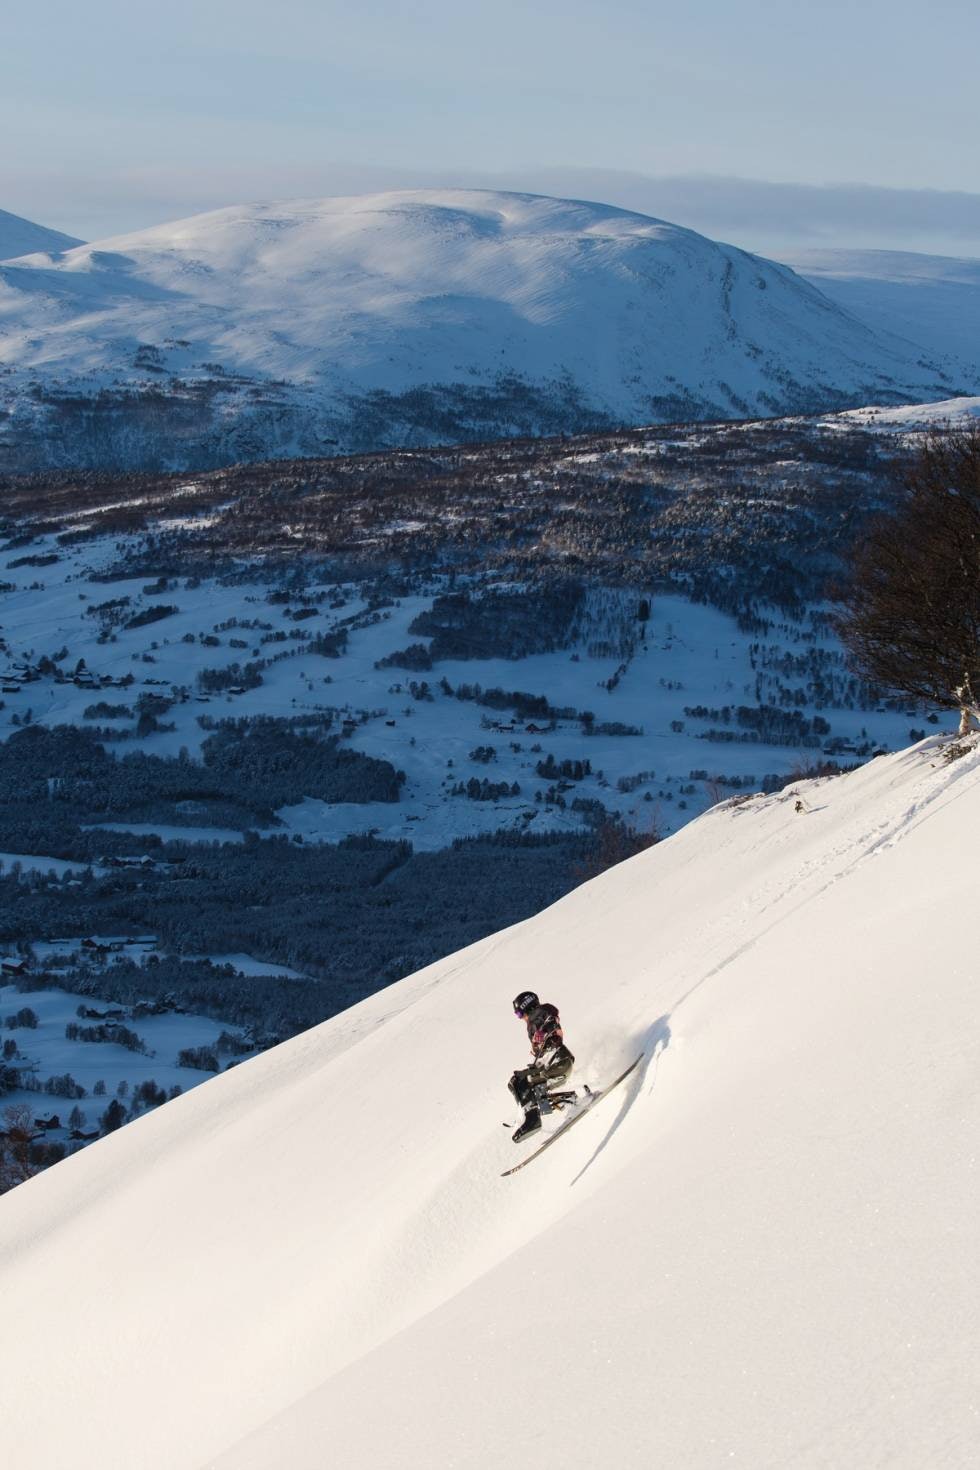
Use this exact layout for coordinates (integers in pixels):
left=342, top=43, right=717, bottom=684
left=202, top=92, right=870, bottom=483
left=0, top=206, right=83, bottom=263
left=832, top=394, right=980, bottom=430
left=0, top=737, right=977, bottom=1468
left=0, top=190, right=971, bottom=471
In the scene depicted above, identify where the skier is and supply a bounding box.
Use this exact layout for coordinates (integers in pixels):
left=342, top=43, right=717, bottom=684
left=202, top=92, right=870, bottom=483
left=508, top=991, right=576, bottom=1142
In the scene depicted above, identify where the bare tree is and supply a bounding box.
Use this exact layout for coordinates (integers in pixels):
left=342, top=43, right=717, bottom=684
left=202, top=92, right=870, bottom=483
left=0, top=1104, right=36, bottom=1194
left=573, top=813, right=661, bottom=883
left=837, top=428, right=980, bottom=735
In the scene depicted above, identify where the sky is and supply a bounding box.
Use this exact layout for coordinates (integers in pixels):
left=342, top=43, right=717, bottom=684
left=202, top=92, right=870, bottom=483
left=5, top=0, right=980, bottom=256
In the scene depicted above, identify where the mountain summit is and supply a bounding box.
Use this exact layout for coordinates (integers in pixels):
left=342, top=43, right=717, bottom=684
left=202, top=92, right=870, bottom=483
left=0, top=190, right=971, bottom=471
left=0, top=737, right=977, bottom=1467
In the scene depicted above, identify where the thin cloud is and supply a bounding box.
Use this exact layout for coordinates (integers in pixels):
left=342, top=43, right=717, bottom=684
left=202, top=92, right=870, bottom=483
left=5, top=165, right=980, bottom=259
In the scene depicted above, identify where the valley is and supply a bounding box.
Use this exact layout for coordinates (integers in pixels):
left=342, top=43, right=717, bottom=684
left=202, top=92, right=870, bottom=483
left=0, top=404, right=955, bottom=1172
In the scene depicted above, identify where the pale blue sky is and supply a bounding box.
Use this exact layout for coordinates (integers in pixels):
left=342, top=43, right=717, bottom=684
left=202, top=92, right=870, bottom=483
left=5, top=0, right=979, bottom=253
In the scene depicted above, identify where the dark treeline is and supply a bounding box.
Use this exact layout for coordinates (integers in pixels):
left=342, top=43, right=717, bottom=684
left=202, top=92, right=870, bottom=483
left=408, top=584, right=584, bottom=661
left=683, top=703, right=832, bottom=747
left=1, top=415, right=903, bottom=617
left=0, top=828, right=592, bottom=1038
left=0, top=723, right=402, bottom=836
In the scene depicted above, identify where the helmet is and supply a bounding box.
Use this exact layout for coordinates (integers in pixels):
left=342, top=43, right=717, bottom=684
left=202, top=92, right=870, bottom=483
left=513, top=991, right=539, bottom=1018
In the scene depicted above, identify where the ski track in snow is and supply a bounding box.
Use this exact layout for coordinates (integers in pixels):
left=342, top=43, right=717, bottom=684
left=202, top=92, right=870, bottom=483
left=668, top=741, right=977, bottom=1011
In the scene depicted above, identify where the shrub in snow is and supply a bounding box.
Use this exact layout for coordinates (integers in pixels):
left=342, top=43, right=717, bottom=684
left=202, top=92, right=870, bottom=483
left=177, top=1047, right=219, bottom=1073
left=4, top=1008, right=39, bottom=1030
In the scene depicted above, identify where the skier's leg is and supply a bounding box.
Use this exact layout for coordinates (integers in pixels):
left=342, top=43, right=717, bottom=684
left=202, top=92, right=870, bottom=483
left=509, top=1069, right=536, bottom=1107
left=537, top=1046, right=576, bottom=1095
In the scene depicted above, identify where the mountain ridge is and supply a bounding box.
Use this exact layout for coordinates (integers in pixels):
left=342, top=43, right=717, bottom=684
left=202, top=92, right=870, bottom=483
left=0, top=206, right=84, bottom=263
left=0, top=189, right=972, bottom=472
left=782, top=246, right=980, bottom=374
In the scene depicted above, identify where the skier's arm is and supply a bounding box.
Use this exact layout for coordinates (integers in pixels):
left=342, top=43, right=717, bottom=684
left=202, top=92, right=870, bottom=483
left=530, top=1008, right=563, bottom=1058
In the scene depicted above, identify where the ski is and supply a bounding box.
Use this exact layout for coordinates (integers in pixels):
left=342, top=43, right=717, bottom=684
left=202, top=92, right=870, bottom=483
left=500, top=1054, right=644, bottom=1176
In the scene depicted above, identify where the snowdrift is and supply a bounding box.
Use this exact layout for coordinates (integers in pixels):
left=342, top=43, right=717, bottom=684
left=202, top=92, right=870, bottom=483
left=0, top=738, right=978, bottom=1469
left=0, top=189, right=969, bottom=470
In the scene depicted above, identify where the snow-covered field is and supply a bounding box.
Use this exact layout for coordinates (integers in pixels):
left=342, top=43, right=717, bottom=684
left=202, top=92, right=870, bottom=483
left=1, top=932, right=270, bottom=1163
left=0, top=735, right=975, bottom=1468
left=0, top=975, right=244, bottom=1119
left=0, top=525, right=932, bottom=849
left=0, top=850, right=106, bottom=877
left=833, top=394, right=980, bottom=431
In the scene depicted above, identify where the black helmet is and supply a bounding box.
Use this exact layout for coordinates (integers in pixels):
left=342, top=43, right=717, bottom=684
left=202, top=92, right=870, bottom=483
left=513, top=991, right=539, bottom=1018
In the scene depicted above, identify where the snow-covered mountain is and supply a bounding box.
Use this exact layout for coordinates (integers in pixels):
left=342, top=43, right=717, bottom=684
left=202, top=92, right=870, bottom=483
left=783, top=248, right=980, bottom=377
left=1, top=736, right=977, bottom=1469
left=0, top=190, right=971, bottom=471
left=0, top=206, right=83, bottom=263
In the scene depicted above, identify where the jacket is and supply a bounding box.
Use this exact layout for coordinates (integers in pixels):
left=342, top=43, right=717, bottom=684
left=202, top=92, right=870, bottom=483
left=525, top=1001, right=565, bottom=1061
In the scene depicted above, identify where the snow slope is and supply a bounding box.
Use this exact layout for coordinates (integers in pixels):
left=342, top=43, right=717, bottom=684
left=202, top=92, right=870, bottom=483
left=0, top=190, right=970, bottom=470
left=0, top=736, right=977, bottom=1468
left=783, top=248, right=980, bottom=378
left=0, top=206, right=82, bottom=263
left=831, top=394, right=980, bottom=431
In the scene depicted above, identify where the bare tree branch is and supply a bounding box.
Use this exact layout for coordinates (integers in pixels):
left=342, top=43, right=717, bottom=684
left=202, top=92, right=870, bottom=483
left=837, top=428, right=980, bottom=732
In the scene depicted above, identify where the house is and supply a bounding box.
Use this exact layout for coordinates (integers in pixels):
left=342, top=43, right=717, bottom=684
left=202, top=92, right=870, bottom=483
left=1, top=959, right=28, bottom=976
